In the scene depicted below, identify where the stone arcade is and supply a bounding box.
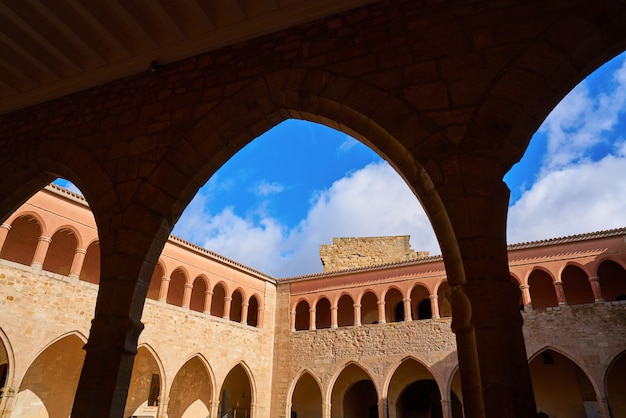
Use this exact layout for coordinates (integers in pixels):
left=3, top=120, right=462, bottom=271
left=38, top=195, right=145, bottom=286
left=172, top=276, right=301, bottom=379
left=1, top=1, right=626, bottom=417
left=0, top=185, right=624, bottom=418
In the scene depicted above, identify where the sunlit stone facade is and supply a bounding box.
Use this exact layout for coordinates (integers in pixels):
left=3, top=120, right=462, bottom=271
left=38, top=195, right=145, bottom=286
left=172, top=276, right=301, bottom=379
left=0, top=186, right=624, bottom=418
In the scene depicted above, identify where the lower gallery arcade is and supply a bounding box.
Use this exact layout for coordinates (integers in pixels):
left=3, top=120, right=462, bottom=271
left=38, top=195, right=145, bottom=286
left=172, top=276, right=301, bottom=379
left=0, top=186, right=624, bottom=418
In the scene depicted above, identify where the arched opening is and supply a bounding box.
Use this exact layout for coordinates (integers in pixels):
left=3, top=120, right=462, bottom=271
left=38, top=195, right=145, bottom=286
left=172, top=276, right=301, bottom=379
left=172, top=118, right=440, bottom=279
left=410, top=285, right=430, bottom=320
left=291, top=372, right=322, bottom=418
left=437, top=282, right=452, bottom=318
left=0, top=215, right=41, bottom=266
left=530, top=349, right=599, bottom=417
left=167, top=269, right=186, bottom=307
left=397, top=380, right=442, bottom=418
left=211, top=283, right=227, bottom=317
left=504, top=51, right=626, bottom=258
left=418, top=299, right=432, bottom=320
left=190, top=277, right=207, bottom=313
left=231, top=289, right=244, bottom=322
left=337, top=294, right=355, bottom=327
left=598, top=260, right=626, bottom=302
left=219, top=364, right=252, bottom=418
left=294, top=300, right=310, bottom=331
left=146, top=263, right=164, bottom=301
left=316, top=297, right=331, bottom=329
left=79, top=241, right=100, bottom=284
left=528, top=270, right=558, bottom=310
left=361, top=292, right=378, bottom=325
left=42, top=228, right=77, bottom=276
left=247, top=295, right=260, bottom=327
left=168, top=356, right=212, bottom=418
left=511, top=276, right=524, bottom=309
left=0, top=333, right=9, bottom=403
left=13, top=334, right=85, bottom=418
left=385, top=288, right=404, bottom=323
left=561, top=265, right=594, bottom=305
left=331, top=364, right=377, bottom=418
left=606, top=350, right=626, bottom=417
left=450, top=368, right=464, bottom=418
left=387, top=358, right=443, bottom=418
left=125, top=346, right=162, bottom=417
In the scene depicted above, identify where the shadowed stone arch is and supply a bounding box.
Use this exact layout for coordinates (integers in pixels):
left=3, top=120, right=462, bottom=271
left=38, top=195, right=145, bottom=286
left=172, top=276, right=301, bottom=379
left=219, top=362, right=255, bottom=418
left=329, top=362, right=379, bottom=418
left=289, top=370, right=323, bottom=418
left=0, top=326, right=15, bottom=393
left=173, top=69, right=458, bottom=276
left=467, top=9, right=626, bottom=173
left=294, top=299, right=310, bottom=331
left=168, top=355, right=214, bottom=418
left=605, top=350, right=626, bottom=417
left=42, top=227, right=78, bottom=276
left=79, top=241, right=101, bottom=285
left=528, top=347, right=603, bottom=418
left=384, top=356, right=446, bottom=418
left=0, top=214, right=42, bottom=266
left=125, top=344, right=166, bottom=418
left=14, top=332, right=87, bottom=418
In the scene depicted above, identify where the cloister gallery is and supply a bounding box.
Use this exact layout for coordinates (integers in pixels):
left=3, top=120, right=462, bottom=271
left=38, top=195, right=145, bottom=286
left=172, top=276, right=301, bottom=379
left=0, top=185, right=624, bottom=418
left=2, top=1, right=626, bottom=417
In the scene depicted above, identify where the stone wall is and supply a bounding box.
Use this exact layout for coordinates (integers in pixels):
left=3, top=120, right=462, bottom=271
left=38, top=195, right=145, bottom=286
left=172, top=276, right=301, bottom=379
left=0, top=260, right=276, bottom=418
left=269, top=283, right=626, bottom=417
left=319, top=236, right=429, bottom=272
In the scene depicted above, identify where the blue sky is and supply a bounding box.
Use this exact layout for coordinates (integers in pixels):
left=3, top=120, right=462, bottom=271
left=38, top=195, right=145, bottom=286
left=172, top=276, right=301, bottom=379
left=57, top=52, right=626, bottom=278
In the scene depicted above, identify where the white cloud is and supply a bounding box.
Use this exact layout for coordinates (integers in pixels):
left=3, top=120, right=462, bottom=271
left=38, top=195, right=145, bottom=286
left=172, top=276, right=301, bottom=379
left=337, top=135, right=359, bottom=153
left=507, top=149, right=626, bottom=243
left=253, top=180, right=284, bottom=196
left=539, top=55, right=626, bottom=172
left=174, top=162, right=439, bottom=277
left=508, top=53, right=626, bottom=243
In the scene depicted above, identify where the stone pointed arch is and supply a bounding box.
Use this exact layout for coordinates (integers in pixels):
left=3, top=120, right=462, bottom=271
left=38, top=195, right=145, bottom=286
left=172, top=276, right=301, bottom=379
left=605, top=349, right=626, bottom=417
left=125, top=343, right=166, bottom=418
left=528, top=346, right=604, bottom=418
left=171, top=68, right=455, bottom=286
left=219, top=361, right=256, bottom=418
left=329, top=361, right=380, bottom=418
left=288, top=369, right=324, bottom=418
left=137, top=342, right=167, bottom=388
left=0, top=326, right=15, bottom=390
left=468, top=10, right=626, bottom=174
left=14, top=331, right=87, bottom=418
left=327, top=361, right=379, bottom=404
left=168, top=354, right=215, bottom=418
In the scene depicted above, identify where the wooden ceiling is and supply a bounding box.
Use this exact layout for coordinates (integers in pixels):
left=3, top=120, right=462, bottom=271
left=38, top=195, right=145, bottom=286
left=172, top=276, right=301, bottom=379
left=0, top=0, right=377, bottom=115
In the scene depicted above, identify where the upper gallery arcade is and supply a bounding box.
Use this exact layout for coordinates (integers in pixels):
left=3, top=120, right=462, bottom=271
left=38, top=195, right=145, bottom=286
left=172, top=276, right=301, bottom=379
left=1, top=1, right=626, bottom=417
